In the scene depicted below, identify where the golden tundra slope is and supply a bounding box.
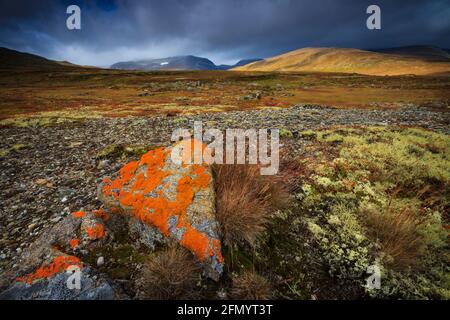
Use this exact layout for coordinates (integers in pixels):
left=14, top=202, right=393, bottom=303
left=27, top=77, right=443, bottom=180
left=233, top=47, right=450, bottom=76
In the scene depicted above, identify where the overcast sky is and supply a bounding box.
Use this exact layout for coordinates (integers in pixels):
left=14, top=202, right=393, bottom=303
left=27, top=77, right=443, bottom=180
left=0, top=0, right=449, bottom=67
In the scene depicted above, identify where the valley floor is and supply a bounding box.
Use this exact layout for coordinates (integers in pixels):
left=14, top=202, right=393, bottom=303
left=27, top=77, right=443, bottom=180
left=1, top=69, right=449, bottom=119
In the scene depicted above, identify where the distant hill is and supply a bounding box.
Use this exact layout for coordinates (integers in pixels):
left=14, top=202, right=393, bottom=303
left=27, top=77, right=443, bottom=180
left=216, top=58, right=263, bottom=70
left=0, top=47, right=76, bottom=70
left=111, top=56, right=262, bottom=71
left=369, top=45, right=450, bottom=61
left=111, top=55, right=218, bottom=71
left=233, top=58, right=263, bottom=67
left=233, top=47, right=450, bottom=76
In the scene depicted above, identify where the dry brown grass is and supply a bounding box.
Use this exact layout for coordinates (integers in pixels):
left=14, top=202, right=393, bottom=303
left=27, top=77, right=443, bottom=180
left=230, top=271, right=272, bottom=300
left=137, top=246, right=200, bottom=299
left=234, top=47, right=450, bottom=76
left=213, top=164, right=288, bottom=247
left=363, top=204, right=426, bottom=271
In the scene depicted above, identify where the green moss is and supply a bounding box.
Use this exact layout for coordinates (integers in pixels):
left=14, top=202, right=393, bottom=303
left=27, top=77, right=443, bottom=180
left=223, top=245, right=254, bottom=273
left=85, top=243, right=148, bottom=281
left=0, top=149, right=8, bottom=157
left=318, top=133, right=344, bottom=143
left=300, top=130, right=317, bottom=140
left=257, top=209, right=317, bottom=299
left=11, top=144, right=27, bottom=152
left=172, top=117, right=189, bottom=125
left=279, top=128, right=294, bottom=138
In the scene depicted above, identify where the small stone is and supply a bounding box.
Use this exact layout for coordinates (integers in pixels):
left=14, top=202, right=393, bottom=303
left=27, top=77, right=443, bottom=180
left=61, top=196, right=68, bottom=203
left=97, top=256, right=105, bottom=266
left=35, top=179, right=48, bottom=186
left=50, top=217, right=62, bottom=223
left=27, top=223, right=37, bottom=230
left=97, top=160, right=109, bottom=170
left=217, top=288, right=227, bottom=299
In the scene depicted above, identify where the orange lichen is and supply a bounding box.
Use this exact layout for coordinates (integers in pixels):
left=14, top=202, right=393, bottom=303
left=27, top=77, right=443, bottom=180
left=72, top=211, right=85, bottom=218
left=87, top=223, right=105, bottom=240
left=16, top=255, right=82, bottom=284
left=93, top=209, right=110, bottom=222
left=110, top=207, right=122, bottom=214
left=211, top=239, right=224, bottom=264
left=69, top=238, right=80, bottom=249
left=180, top=228, right=209, bottom=261
left=101, top=143, right=223, bottom=265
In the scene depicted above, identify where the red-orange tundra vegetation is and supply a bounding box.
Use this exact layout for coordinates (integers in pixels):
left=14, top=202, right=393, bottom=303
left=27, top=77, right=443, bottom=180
left=69, top=238, right=80, bottom=249
left=72, top=211, right=86, bottom=218
left=16, top=255, right=82, bottom=284
left=93, top=209, right=110, bottom=222
left=102, top=144, right=223, bottom=264
left=86, top=223, right=105, bottom=240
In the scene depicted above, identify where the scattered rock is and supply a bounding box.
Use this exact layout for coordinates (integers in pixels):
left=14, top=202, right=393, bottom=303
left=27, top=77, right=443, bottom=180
left=35, top=179, right=48, bottom=186
left=97, top=256, right=104, bottom=266
left=27, top=223, right=37, bottom=230
left=50, top=216, right=62, bottom=223
left=0, top=265, right=116, bottom=300
left=0, top=211, right=114, bottom=299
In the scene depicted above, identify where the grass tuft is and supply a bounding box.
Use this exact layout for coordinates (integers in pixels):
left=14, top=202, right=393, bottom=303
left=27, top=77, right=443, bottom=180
left=137, top=246, right=200, bottom=300
left=213, top=164, right=289, bottom=247
left=362, top=203, right=426, bottom=271
left=230, top=271, right=272, bottom=300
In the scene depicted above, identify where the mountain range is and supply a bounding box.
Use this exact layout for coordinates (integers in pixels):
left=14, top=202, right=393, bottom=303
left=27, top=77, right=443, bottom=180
left=110, top=56, right=262, bottom=71
left=1, top=45, right=449, bottom=76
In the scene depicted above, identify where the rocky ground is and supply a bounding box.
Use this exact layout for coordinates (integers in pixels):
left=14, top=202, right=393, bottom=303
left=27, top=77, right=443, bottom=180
left=1, top=104, right=449, bottom=274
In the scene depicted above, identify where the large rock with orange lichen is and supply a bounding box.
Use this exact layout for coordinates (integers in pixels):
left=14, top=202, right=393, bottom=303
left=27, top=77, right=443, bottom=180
left=98, top=143, right=224, bottom=279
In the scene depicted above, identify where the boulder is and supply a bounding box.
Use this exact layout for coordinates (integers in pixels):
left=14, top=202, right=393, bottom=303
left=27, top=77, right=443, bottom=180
left=98, top=142, right=223, bottom=279
left=0, top=256, right=116, bottom=300
left=0, top=211, right=117, bottom=300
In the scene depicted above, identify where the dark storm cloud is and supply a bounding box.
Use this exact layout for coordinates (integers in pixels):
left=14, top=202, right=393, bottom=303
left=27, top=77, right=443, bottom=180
left=0, top=0, right=449, bottom=66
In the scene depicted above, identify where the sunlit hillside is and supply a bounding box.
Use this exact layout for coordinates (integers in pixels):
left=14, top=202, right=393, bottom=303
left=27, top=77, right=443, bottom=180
left=234, top=47, right=450, bottom=76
